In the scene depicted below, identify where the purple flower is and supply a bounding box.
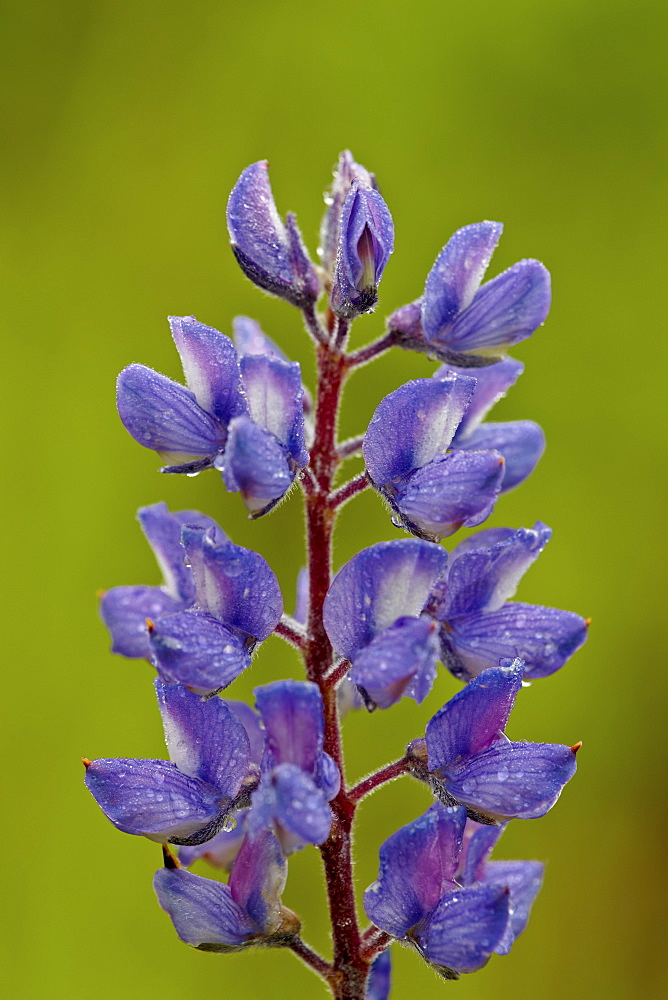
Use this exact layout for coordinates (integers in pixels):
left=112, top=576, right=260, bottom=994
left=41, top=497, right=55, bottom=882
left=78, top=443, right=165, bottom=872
left=389, top=221, right=551, bottom=366
left=440, top=359, right=546, bottom=492
left=366, top=949, right=391, bottom=1000
left=427, top=523, right=588, bottom=681
left=178, top=699, right=265, bottom=869
left=363, top=374, right=505, bottom=540
left=327, top=154, right=394, bottom=318
left=456, top=820, right=544, bottom=955
left=177, top=809, right=248, bottom=870
left=245, top=680, right=340, bottom=853
left=154, top=830, right=299, bottom=950
left=226, top=161, right=320, bottom=307
left=116, top=315, right=309, bottom=515
left=84, top=680, right=257, bottom=845
left=319, top=151, right=378, bottom=274
left=232, top=314, right=314, bottom=439
left=146, top=523, right=283, bottom=695
left=414, top=659, right=578, bottom=824
left=364, top=803, right=511, bottom=978
left=99, top=502, right=225, bottom=660
left=323, top=539, right=447, bottom=710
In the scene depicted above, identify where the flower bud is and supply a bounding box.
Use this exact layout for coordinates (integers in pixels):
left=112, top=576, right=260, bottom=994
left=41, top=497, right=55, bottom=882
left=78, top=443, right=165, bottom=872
left=227, top=161, right=319, bottom=307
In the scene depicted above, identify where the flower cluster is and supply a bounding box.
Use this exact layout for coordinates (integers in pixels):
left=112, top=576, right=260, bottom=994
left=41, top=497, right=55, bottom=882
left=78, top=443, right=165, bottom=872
left=86, top=152, right=587, bottom=998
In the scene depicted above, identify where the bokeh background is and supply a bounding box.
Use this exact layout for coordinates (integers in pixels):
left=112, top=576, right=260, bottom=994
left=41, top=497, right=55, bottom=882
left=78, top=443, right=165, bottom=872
left=2, top=0, right=667, bottom=997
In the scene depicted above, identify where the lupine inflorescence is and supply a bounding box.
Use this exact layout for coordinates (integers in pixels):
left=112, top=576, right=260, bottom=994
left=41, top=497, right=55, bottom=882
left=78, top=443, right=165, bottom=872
left=86, top=152, right=588, bottom=999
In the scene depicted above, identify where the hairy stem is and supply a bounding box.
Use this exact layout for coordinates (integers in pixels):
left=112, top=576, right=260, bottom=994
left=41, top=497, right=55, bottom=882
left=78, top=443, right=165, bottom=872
left=330, top=472, right=369, bottom=510
left=336, top=435, right=364, bottom=461
left=302, top=335, right=372, bottom=999
left=285, top=937, right=334, bottom=981
left=348, top=758, right=410, bottom=805
left=274, top=617, right=307, bottom=651
left=346, top=329, right=399, bottom=368
left=359, top=928, right=393, bottom=962
left=302, top=301, right=331, bottom=347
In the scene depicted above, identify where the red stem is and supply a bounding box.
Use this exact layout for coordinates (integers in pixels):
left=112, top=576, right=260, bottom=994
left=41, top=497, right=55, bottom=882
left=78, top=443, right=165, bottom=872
left=336, top=435, right=364, bottom=461
left=324, top=658, right=352, bottom=687
left=301, top=338, right=373, bottom=998
left=285, top=937, right=334, bottom=980
left=348, top=758, right=410, bottom=805
left=275, top=617, right=307, bottom=650
left=359, top=929, right=393, bottom=962
left=346, top=329, right=398, bottom=368
left=329, top=472, right=369, bottom=510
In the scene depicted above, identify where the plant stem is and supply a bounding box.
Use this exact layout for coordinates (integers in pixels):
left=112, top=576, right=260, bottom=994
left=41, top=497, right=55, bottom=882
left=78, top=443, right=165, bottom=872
left=302, top=301, right=331, bottom=347
left=301, top=336, right=372, bottom=999
left=285, top=937, right=334, bottom=980
left=275, top=617, right=307, bottom=651
left=359, top=929, right=393, bottom=962
left=330, top=472, right=369, bottom=510
left=336, top=435, right=364, bottom=461
left=348, top=758, right=410, bottom=805
left=346, top=329, right=398, bottom=368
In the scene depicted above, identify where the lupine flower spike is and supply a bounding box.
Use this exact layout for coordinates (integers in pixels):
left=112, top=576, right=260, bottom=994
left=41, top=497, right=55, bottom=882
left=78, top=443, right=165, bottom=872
left=87, top=152, right=587, bottom=999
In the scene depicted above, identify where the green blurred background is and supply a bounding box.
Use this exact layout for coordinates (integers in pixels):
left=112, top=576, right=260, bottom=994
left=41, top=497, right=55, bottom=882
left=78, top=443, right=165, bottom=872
left=2, top=0, right=666, bottom=997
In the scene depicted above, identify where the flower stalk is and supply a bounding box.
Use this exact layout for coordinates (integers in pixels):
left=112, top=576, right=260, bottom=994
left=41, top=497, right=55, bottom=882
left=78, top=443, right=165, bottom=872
left=86, top=151, right=588, bottom=1000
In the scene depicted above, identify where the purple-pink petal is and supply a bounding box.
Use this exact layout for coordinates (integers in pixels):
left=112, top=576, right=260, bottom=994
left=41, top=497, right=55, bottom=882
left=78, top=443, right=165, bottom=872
left=323, top=539, right=447, bottom=660
left=255, top=680, right=324, bottom=773
left=293, top=567, right=309, bottom=626
left=168, top=316, right=247, bottom=426
left=422, top=222, right=503, bottom=341
left=271, top=764, right=333, bottom=845
left=390, top=449, right=504, bottom=541
left=447, top=259, right=551, bottom=353
left=425, top=661, right=524, bottom=766
left=233, top=315, right=289, bottom=361
left=181, top=525, right=283, bottom=642
left=363, top=376, right=476, bottom=486
left=446, top=358, right=524, bottom=438
left=350, top=616, right=440, bottom=710
left=227, top=161, right=317, bottom=306
left=154, top=867, right=257, bottom=948
left=100, top=585, right=182, bottom=659
left=366, top=949, right=391, bottom=1000
left=219, top=415, right=294, bottom=516
left=457, top=821, right=504, bottom=886
left=148, top=611, right=251, bottom=694
left=228, top=830, right=288, bottom=934
left=438, top=522, right=552, bottom=618
left=240, top=355, right=308, bottom=465
left=421, top=884, right=510, bottom=973
left=481, top=860, right=544, bottom=953
left=443, top=741, right=577, bottom=821
left=285, top=211, right=320, bottom=303
left=331, top=185, right=394, bottom=317
left=84, top=758, right=223, bottom=841
left=225, top=701, right=265, bottom=767
left=445, top=602, right=589, bottom=680
left=226, top=161, right=293, bottom=288
left=156, top=680, right=251, bottom=796
left=117, top=364, right=224, bottom=458
left=363, top=804, right=467, bottom=938
left=319, top=151, right=376, bottom=272
left=456, top=420, right=545, bottom=492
